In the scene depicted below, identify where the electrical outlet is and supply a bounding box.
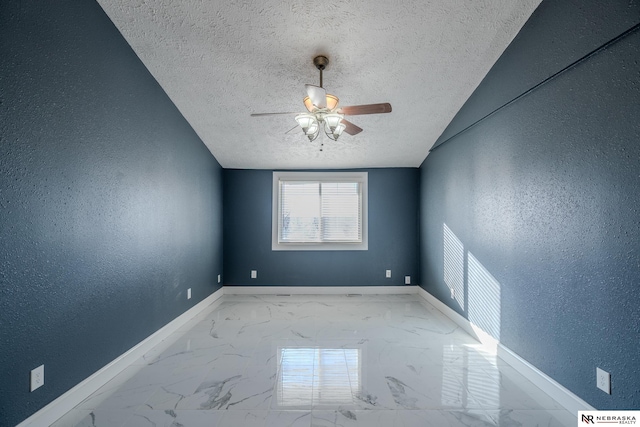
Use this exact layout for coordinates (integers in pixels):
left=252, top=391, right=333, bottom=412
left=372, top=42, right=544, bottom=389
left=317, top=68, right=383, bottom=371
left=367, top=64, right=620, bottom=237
left=385, top=269, right=391, bottom=278
left=251, top=270, right=257, bottom=279
left=30, top=365, right=44, bottom=392
left=217, top=274, right=221, bottom=284
left=187, top=288, right=191, bottom=300
left=450, top=288, right=455, bottom=299
left=596, top=367, right=611, bottom=394
left=405, top=276, right=411, bottom=285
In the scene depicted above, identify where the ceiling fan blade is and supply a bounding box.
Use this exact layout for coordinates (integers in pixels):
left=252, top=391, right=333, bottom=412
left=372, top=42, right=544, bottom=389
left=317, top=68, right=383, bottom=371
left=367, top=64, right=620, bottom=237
left=285, top=124, right=299, bottom=134
left=305, top=84, right=326, bottom=109
left=341, top=119, right=363, bottom=136
left=339, top=103, right=392, bottom=116
left=250, top=112, right=298, bottom=117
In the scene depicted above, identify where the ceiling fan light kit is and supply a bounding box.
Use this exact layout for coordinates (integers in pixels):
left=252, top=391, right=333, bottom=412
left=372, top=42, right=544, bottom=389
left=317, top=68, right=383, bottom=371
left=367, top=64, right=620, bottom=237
left=251, top=55, right=392, bottom=148
left=303, top=94, right=339, bottom=112
left=295, top=111, right=346, bottom=143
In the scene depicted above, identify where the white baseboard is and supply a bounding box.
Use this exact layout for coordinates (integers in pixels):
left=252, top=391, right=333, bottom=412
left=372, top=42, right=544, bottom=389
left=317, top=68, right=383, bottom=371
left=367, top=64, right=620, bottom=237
left=416, top=286, right=483, bottom=342
left=223, top=285, right=419, bottom=295
left=496, top=343, right=595, bottom=413
left=17, top=287, right=225, bottom=427
left=416, top=286, right=594, bottom=414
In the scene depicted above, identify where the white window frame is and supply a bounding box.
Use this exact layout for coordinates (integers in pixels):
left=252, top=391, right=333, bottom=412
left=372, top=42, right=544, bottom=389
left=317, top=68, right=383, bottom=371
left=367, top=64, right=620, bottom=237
left=272, top=171, right=368, bottom=251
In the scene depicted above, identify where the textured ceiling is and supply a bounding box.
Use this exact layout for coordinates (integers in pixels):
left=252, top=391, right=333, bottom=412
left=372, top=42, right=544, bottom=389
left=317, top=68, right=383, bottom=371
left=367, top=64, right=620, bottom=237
left=96, top=0, right=541, bottom=169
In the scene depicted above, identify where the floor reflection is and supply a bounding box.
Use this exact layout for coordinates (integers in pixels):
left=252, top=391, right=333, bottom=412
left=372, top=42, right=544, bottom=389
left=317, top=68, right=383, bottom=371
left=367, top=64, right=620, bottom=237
left=276, top=347, right=361, bottom=407
left=442, top=344, right=500, bottom=409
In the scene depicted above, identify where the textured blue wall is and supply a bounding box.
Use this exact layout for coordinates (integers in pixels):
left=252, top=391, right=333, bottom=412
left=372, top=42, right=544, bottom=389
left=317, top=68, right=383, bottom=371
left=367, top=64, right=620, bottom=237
left=224, top=169, right=419, bottom=286
left=432, top=0, right=640, bottom=150
left=420, top=0, right=640, bottom=410
left=0, top=1, right=224, bottom=425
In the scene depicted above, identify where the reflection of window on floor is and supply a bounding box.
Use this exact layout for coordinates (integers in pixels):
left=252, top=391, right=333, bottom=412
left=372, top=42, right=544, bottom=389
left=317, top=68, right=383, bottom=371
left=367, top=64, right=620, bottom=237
left=277, top=347, right=361, bottom=407
left=442, top=344, right=499, bottom=408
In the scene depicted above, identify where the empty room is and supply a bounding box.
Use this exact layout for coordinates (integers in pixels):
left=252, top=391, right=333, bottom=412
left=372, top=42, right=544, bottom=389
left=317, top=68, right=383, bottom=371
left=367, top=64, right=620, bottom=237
left=1, top=0, right=639, bottom=426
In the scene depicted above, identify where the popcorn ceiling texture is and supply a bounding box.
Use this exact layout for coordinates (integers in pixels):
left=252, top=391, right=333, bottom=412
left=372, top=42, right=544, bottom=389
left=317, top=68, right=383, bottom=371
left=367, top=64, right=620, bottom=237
left=96, top=0, right=541, bottom=169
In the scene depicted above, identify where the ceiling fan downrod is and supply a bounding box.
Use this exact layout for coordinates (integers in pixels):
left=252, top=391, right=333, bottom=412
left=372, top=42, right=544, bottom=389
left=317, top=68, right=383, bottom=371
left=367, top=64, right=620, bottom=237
left=313, top=55, right=329, bottom=88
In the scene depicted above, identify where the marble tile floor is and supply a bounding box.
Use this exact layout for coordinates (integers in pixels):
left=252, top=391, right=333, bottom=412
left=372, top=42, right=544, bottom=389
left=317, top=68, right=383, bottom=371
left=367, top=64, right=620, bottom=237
left=53, top=294, right=577, bottom=426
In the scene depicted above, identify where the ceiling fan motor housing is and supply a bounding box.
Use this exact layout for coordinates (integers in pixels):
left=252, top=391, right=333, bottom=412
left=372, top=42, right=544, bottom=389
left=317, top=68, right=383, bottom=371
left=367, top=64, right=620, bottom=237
left=313, top=55, right=329, bottom=71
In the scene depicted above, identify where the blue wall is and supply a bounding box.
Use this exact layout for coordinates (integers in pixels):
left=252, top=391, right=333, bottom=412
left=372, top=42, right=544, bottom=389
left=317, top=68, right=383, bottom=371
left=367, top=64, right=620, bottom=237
left=224, top=169, right=419, bottom=286
left=0, top=1, right=223, bottom=425
left=420, top=0, right=640, bottom=410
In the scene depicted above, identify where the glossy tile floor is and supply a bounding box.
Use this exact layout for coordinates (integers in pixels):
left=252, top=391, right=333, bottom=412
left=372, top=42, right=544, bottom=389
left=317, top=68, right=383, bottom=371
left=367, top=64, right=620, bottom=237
left=53, top=294, right=576, bottom=426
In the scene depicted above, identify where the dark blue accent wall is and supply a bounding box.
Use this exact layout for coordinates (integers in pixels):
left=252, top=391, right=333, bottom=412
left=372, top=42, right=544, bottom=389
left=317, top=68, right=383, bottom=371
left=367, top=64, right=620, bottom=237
left=420, top=0, right=640, bottom=410
left=224, top=169, right=419, bottom=286
left=0, top=1, right=223, bottom=425
left=432, top=0, right=640, bottom=150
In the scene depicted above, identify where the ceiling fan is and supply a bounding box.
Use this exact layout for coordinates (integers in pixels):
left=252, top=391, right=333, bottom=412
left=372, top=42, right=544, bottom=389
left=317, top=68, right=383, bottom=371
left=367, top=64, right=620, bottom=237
left=251, top=55, right=392, bottom=149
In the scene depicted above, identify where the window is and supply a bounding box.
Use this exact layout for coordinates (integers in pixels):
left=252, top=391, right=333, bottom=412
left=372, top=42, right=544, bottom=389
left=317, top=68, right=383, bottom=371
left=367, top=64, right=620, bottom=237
left=272, top=171, right=368, bottom=251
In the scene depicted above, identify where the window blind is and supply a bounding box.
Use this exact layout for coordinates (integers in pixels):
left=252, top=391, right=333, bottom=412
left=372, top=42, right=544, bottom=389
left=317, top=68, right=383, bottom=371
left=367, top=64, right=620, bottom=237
left=279, top=180, right=362, bottom=243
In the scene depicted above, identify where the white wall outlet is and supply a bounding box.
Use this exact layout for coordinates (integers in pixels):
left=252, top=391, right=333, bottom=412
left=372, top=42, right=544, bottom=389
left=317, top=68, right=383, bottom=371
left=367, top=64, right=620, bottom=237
left=251, top=270, right=257, bottom=279
left=30, top=365, right=44, bottom=392
left=385, top=269, right=391, bottom=278
left=596, top=367, right=611, bottom=394
left=217, top=274, right=221, bottom=284
left=187, top=288, right=191, bottom=300
left=450, top=288, right=455, bottom=299
left=405, top=276, right=411, bottom=285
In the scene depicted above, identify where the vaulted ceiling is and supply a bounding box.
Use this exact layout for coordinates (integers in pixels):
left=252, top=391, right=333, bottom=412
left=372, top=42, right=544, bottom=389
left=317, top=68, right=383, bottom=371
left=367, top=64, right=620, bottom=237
left=97, top=0, right=541, bottom=169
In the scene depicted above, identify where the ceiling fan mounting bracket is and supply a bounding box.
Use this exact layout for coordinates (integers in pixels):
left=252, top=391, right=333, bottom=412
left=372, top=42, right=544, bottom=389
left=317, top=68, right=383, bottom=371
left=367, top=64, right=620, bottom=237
left=313, top=55, right=329, bottom=71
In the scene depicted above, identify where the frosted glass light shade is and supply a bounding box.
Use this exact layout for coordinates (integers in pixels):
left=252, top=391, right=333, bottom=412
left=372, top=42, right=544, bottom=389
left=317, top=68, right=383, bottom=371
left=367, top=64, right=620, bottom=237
left=324, top=113, right=343, bottom=131
left=303, top=94, right=339, bottom=112
left=325, top=94, right=339, bottom=110
left=306, top=121, right=319, bottom=136
left=295, top=114, right=317, bottom=133
left=303, top=97, right=314, bottom=112
left=326, top=121, right=346, bottom=141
